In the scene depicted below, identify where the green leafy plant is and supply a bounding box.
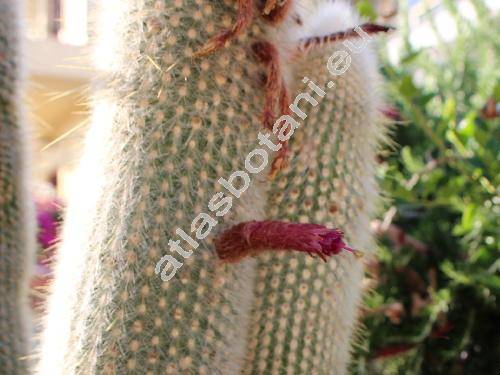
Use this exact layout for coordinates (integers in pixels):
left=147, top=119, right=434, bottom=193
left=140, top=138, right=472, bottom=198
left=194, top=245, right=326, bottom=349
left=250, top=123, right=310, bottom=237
left=351, top=0, right=499, bottom=373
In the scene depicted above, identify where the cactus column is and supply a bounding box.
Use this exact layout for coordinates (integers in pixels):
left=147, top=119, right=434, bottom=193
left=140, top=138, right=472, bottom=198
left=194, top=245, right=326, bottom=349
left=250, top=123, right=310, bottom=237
left=39, top=1, right=270, bottom=373
left=0, top=0, right=35, bottom=373
left=244, top=43, right=385, bottom=375
left=241, top=2, right=388, bottom=373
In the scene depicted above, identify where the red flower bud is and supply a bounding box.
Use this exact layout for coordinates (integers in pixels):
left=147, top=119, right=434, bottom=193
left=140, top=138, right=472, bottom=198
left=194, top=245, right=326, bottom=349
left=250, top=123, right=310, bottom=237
left=215, top=220, right=357, bottom=263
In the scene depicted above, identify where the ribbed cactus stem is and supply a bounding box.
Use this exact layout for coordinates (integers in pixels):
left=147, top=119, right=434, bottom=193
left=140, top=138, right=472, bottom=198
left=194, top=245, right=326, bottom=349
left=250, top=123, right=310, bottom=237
left=39, top=1, right=269, bottom=373
left=242, top=2, right=389, bottom=373
left=0, top=0, right=35, bottom=373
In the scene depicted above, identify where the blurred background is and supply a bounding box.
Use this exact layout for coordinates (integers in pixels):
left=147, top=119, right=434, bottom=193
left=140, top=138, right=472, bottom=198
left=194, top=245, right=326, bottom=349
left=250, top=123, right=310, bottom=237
left=25, top=0, right=499, bottom=374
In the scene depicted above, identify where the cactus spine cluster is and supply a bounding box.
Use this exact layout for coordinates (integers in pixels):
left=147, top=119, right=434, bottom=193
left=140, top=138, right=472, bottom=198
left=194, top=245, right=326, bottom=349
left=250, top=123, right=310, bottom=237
left=0, top=0, right=35, bottom=373
left=39, top=0, right=387, bottom=374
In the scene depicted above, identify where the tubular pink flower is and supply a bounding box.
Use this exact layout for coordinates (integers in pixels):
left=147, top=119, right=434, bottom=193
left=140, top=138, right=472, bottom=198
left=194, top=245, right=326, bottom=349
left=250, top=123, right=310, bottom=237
left=215, top=220, right=356, bottom=263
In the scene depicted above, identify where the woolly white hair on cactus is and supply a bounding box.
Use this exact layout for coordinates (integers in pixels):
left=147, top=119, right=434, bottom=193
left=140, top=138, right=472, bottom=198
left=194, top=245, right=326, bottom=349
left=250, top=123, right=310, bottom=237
left=270, top=0, right=383, bottom=83
left=270, top=1, right=367, bottom=57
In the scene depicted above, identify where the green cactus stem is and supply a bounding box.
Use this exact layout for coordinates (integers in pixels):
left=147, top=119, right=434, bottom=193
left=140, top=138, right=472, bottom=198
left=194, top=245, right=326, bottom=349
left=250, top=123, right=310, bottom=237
left=242, top=3, right=390, bottom=372
left=0, top=0, right=35, bottom=373
left=39, top=1, right=271, bottom=373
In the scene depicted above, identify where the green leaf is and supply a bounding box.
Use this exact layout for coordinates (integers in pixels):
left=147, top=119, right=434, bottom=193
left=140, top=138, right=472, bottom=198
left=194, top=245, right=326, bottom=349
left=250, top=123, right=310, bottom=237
left=399, top=75, right=419, bottom=99
left=356, top=0, right=377, bottom=21
left=462, top=204, right=477, bottom=231
left=446, top=129, right=472, bottom=157
left=442, top=97, right=456, bottom=123
left=453, top=204, right=478, bottom=235
left=456, top=112, right=476, bottom=139
left=416, top=93, right=435, bottom=107
left=493, top=82, right=500, bottom=101
left=401, top=146, right=424, bottom=174
left=401, top=50, right=422, bottom=65
left=441, top=261, right=471, bottom=285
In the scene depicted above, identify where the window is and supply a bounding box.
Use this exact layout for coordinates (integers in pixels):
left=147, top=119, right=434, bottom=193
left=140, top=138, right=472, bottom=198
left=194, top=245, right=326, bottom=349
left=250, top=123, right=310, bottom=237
left=26, top=0, right=88, bottom=46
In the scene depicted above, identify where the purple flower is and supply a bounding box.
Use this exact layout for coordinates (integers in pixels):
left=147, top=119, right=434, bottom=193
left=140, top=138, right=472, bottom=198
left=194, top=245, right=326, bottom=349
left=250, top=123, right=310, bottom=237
left=36, top=199, right=61, bottom=249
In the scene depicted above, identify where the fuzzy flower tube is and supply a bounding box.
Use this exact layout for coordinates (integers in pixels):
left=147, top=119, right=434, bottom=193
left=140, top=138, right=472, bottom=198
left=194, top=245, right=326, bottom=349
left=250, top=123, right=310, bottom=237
left=0, top=0, right=35, bottom=372
left=39, top=0, right=389, bottom=373
left=216, top=220, right=356, bottom=263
